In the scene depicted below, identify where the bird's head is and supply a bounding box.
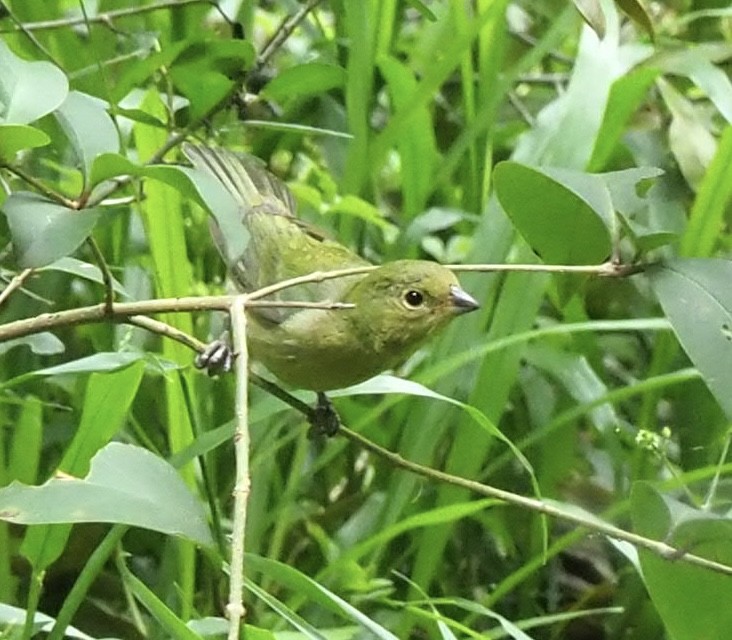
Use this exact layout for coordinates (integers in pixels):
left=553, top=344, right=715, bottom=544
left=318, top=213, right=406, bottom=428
left=344, top=260, right=479, bottom=358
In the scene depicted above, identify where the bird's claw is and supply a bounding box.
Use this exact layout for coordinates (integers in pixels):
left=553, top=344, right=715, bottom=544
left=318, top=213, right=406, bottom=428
left=195, top=332, right=234, bottom=375
left=308, top=392, right=341, bottom=438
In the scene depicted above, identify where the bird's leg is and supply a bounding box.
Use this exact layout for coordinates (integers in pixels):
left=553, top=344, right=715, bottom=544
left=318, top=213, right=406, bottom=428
left=195, top=329, right=234, bottom=375
left=308, top=392, right=341, bottom=438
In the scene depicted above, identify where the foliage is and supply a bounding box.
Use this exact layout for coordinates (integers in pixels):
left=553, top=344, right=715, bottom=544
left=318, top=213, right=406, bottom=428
left=0, top=1, right=731, bottom=639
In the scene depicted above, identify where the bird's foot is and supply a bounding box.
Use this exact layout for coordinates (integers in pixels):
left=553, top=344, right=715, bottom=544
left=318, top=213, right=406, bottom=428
left=308, top=392, right=341, bottom=438
left=195, top=331, right=234, bottom=375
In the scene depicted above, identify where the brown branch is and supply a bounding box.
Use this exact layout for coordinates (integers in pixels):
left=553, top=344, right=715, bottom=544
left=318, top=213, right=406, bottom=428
left=0, top=0, right=215, bottom=33
left=256, top=0, right=324, bottom=71
left=0, top=268, right=34, bottom=307
left=338, top=426, right=732, bottom=577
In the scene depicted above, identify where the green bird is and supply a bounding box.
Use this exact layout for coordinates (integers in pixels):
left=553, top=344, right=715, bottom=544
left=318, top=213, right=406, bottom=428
left=184, top=144, right=478, bottom=428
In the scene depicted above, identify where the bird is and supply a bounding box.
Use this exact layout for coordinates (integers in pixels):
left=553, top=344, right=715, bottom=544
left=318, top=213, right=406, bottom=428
left=183, top=144, right=479, bottom=432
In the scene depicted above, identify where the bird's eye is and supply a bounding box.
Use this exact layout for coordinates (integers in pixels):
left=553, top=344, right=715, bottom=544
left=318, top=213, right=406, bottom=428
left=403, top=290, right=424, bottom=308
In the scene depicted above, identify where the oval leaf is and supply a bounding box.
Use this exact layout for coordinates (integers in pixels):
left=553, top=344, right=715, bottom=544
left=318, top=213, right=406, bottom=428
left=2, top=192, right=102, bottom=268
left=0, top=40, right=68, bottom=124
left=494, top=161, right=612, bottom=264
left=55, top=91, right=120, bottom=185
left=0, top=124, right=50, bottom=162
left=648, top=258, right=732, bottom=419
left=0, top=442, right=213, bottom=546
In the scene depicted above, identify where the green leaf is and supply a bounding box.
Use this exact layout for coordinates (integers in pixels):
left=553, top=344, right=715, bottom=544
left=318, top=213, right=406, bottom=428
left=30, top=352, right=147, bottom=377
left=573, top=0, right=606, bottom=40
left=39, top=256, right=129, bottom=297
left=648, top=258, right=732, bottom=420
left=0, top=442, right=212, bottom=546
left=657, top=78, right=717, bottom=191
left=261, top=62, right=346, bottom=104
left=333, top=375, right=535, bottom=482
left=246, top=554, right=399, bottom=640
left=0, top=333, right=64, bottom=357
left=588, top=67, right=660, bottom=171
left=493, top=162, right=612, bottom=264
left=20, top=363, right=145, bottom=569
left=170, top=39, right=255, bottom=120
left=118, top=556, right=207, bottom=639
left=0, top=602, right=94, bottom=639
left=1, top=192, right=102, bottom=268
left=0, top=124, right=50, bottom=162
left=631, top=482, right=732, bottom=640
left=0, top=40, right=68, bottom=124
left=55, top=91, right=119, bottom=186
left=682, top=125, right=732, bottom=257
left=615, top=0, right=655, bottom=41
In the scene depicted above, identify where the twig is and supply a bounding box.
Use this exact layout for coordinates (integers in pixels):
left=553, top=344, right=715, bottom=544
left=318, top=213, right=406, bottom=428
left=226, top=296, right=250, bottom=640
left=0, top=0, right=215, bottom=33
left=85, top=238, right=116, bottom=313
left=0, top=296, right=354, bottom=344
left=0, top=268, right=34, bottom=307
left=0, top=163, right=77, bottom=209
left=337, top=426, right=732, bottom=577
left=256, top=0, right=324, bottom=72
left=0, top=262, right=640, bottom=345
left=126, top=315, right=206, bottom=353
left=0, top=0, right=62, bottom=65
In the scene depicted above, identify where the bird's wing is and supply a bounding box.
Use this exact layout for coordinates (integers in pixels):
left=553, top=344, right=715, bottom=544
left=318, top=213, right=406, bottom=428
left=183, top=144, right=368, bottom=322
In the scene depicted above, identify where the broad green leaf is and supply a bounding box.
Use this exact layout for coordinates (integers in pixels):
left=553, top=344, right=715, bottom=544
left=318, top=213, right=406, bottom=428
left=261, top=62, right=346, bottom=104
left=55, top=91, right=119, bottom=186
left=21, top=363, right=145, bottom=569
left=0, top=124, right=50, bottom=162
left=0, top=333, right=64, bottom=357
left=170, top=39, right=255, bottom=120
left=88, top=151, right=140, bottom=187
left=39, top=256, right=129, bottom=296
left=2, top=192, right=102, bottom=268
left=1, top=442, right=212, bottom=545
left=493, top=162, right=612, bottom=264
left=648, top=258, right=732, bottom=419
left=631, top=483, right=732, bottom=640
left=0, top=40, right=68, bottom=124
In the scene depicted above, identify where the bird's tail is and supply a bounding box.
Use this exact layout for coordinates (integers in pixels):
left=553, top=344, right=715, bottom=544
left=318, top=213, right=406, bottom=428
left=182, top=143, right=296, bottom=218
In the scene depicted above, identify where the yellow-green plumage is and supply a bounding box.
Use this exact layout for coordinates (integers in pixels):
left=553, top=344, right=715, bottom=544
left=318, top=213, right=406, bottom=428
left=184, top=144, right=478, bottom=391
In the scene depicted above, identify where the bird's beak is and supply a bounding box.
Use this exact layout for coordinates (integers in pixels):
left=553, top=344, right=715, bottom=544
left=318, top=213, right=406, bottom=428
left=449, top=285, right=480, bottom=313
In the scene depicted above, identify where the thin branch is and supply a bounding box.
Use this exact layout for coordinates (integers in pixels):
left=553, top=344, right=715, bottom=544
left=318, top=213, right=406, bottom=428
left=126, top=315, right=206, bottom=353
left=226, top=296, right=250, bottom=640
left=0, top=163, right=78, bottom=209
left=0, top=268, right=34, bottom=307
left=85, top=238, right=116, bottom=313
left=256, top=0, right=324, bottom=72
left=0, top=0, right=215, bottom=33
left=0, top=295, right=354, bottom=344
left=337, top=426, right=732, bottom=577
left=0, top=262, right=642, bottom=346
left=0, top=0, right=62, bottom=65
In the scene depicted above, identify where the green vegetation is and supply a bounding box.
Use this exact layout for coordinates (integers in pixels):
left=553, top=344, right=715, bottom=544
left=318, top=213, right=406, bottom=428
left=0, top=1, right=731, bottom=639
